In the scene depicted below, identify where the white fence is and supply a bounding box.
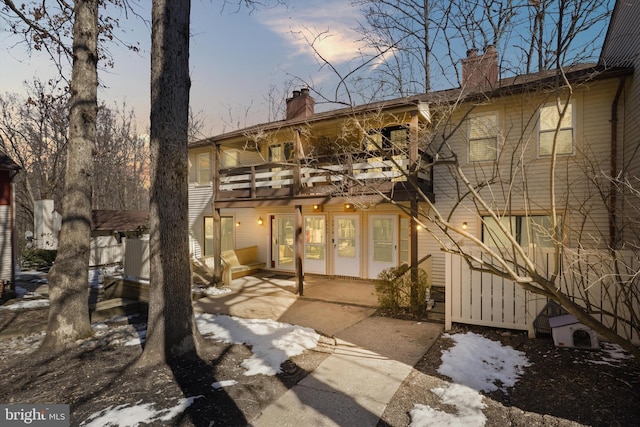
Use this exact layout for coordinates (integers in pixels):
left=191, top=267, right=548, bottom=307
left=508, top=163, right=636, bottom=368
left=445, top=248, right=640, bottom=343
left=89, top=236, right=125, bottom=267
left=124, top=238, right=150, bottom=280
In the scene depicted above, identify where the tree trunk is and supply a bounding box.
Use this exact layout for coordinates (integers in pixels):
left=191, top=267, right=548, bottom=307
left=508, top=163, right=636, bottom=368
left=41, top=0, right=98, bottom=349
left=138, top=0, right=202, bottom=366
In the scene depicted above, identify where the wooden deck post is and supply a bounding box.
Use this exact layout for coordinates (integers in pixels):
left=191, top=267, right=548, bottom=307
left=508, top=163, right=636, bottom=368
left=213, top=208, right=222, bottom=282
left=295, top=204, right=304, bottom=295
left=211, top=145, right=223, bottom=283
left=409, top=112, right=420, bottom=304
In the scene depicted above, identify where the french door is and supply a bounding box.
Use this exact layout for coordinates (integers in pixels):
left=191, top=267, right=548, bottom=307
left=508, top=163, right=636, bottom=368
left=304, top=216, right=326, bottom=274
left=333, top=215, right=359, bottom=277
left=271, top=214, right=295, bottom=270
left=369, top=215, right=397, bottom=278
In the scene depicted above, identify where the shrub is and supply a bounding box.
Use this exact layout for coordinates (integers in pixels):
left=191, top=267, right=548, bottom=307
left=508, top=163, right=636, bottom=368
left=375, top=265, right=429, bottom=315
left=21, top=249, right=57, bottom=269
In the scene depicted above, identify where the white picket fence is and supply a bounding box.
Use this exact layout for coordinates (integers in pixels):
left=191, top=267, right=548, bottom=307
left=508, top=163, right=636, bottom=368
left=89, top=236, right=125, bottom=267
left=445, top=248, right=640, bottom=343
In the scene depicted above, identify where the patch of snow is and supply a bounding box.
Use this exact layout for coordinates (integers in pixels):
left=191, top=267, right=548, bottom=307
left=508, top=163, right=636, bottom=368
left=410, top=383, right=486, bottom=427
left=212, top=380, right=238, bottom=390
left=586, top=342, right=634, bottom=366
left=200, top=286, right=232, bottom=296
left=196, top=313, right=321, bottom=376
left=437, top=332, right=530, bottom=393
left=80, top=396, right=202, bottom=427
left=0, top=299, right=49, bottom=311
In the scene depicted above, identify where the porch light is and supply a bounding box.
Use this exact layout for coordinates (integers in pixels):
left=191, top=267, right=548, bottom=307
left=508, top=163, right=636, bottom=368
left=236, top=221, right=241, bottom=227
left=257, top=217, right=264, bottom=226
left=462, top=222, right=468, bottom=230
left=312, top=204, right=323, bottom=213
left=343, top=203, right=355, bottom=212
left=417, top=224, right=423, bottom=230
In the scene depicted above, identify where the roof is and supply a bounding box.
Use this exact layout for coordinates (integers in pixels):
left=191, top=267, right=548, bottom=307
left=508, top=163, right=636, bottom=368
left=91, top=210, right=149, bottom=232
left=600, top=0, right=640, bottom=68
left=190, top=63, right=632, bottom=148
left=0, top=150, right=21, bottom=171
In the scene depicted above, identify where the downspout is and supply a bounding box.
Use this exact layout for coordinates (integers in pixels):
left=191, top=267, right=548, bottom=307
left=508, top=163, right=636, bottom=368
left=609, top=78, right=625, bottom=251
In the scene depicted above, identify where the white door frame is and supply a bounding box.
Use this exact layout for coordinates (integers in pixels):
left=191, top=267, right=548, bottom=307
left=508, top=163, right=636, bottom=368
left=333, top=215, right=360, bottom=277
left=271, top=214, right=295, bottom=271
left=304, top=215, right=326, bottom=274
left=369, top=214, right=398, bottom=278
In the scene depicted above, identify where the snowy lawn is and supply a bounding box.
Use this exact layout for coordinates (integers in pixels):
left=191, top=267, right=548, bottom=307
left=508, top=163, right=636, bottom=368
left=409, top=332, right=530, bottom=427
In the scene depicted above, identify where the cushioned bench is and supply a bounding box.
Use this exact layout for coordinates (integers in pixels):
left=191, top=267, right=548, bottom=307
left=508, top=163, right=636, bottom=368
left=221, top=246, right=266, bottom=285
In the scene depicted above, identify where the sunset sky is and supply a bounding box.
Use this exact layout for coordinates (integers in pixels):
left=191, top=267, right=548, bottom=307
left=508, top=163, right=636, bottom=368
left=1, top=1, right=376, bottom=136
left=1, top=1, right=609, bottom=138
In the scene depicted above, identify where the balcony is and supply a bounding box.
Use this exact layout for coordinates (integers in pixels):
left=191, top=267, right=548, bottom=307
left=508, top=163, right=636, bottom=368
left=215, top=152, right=433, bottom=205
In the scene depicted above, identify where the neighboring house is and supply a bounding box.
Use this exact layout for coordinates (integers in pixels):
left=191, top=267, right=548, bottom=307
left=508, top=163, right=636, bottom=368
left=90, top=210, right=149, bottom=267
left=0, top=150, right=20, bottom=286
left=187, top=2, right=639, bottom=337
left=91, top=210, right=149, bottom=239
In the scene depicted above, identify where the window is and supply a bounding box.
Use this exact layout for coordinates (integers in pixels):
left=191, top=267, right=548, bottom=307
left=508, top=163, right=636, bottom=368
left=481, top=215, right=562, bottom=248
left=197, top=152, right=211, bottom=184
left=268, top=142, right=294, bottom=162
left=468, top=113, right=498, bottom=162
left=365, top=126, right=408, bottom=153
left=221, top=149, right=239, bottom=169
left=304, top=216, right=325, bottom=260
left=539, top=102, right=574, bottom=156
left=400, top=217, right=409, bottom=264
left=203, top=216, right=234, bottom=256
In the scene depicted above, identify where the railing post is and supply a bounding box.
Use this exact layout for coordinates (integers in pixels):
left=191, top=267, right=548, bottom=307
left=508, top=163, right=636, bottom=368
left=293, top=128, right=302, bottom=197
left=250, top=165, right=256, bottom=199
left=295, top=205, right=304, bottom=295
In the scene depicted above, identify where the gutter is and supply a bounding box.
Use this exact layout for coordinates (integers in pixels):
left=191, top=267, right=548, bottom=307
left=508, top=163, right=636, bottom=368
left=609, top=77, right=625, bottom=250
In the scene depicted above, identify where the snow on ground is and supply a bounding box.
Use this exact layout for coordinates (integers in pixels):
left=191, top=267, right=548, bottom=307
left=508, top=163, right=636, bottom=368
left=196, top=313, right=321, bottom=375
left=409, top=332, right=531, bottom=427
left=0, top=298, right=49, bottom=310
left=80, top=396, right=202, bottom=427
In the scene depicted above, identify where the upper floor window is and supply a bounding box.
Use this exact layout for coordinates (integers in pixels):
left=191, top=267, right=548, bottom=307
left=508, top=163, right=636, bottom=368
left=197, top=152, right=211, bottom=184
left=468, top=113, right=498, bottom=162
left=269, top=142, right=294, bottom=162
left=481, top=214, right=562, bottom=248
left=221, top=149, right=239, bottom=169
left=539, top=101, right=574, bottom=156
left=365, top=126, right=408, bottom=153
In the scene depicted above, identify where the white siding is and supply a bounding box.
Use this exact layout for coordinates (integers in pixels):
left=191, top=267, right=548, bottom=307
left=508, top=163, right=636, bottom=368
left=0, top=206, right=11, bottom=281
left=188, top=184, right=213, bottom=258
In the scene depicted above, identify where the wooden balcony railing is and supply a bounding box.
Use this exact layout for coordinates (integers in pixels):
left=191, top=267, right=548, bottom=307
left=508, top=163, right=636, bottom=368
left=215, top=153, right=433, bottom=202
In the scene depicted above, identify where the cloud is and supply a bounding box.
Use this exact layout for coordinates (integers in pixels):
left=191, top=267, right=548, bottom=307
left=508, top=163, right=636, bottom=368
left=259, top=1, right=376, bottom=65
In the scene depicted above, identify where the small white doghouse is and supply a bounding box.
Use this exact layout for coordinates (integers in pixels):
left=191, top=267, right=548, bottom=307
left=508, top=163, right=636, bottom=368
left=548, top=314, right=600, bottom=349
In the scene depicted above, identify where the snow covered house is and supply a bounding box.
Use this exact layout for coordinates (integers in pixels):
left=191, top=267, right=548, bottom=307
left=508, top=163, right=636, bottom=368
left=0, top=150, right=20, bottom=287
left=188, top=1, right=639, bottom=339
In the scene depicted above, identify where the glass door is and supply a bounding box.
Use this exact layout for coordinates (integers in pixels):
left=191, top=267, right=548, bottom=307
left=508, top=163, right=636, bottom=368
left=274, top=215, right=294, bottom=270
left=334, top=215, right=359, bottom=277
left=369, top=215, right=397, bottom=278
left=304, top=216, right=326, bottom=274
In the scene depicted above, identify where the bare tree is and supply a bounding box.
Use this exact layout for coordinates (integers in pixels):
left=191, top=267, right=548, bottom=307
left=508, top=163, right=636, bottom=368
left=0, top=81, right=69, bottom=256
left=41, top=0, right=99, bottom=348
left=2, top=0, right=139, bottom=348
left=138, top=0, right=203, bottom=365
left=352, top=0, right=610, bottom=97
left=94, top=102, right=149, bottom=210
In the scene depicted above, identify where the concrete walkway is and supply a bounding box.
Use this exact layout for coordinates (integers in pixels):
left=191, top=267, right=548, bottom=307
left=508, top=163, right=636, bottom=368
left=193, top=273, right=443, bottom=427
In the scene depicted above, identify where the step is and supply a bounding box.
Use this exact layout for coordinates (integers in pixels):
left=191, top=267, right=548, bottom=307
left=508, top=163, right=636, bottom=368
left=89, top=298, right=147, bottom=323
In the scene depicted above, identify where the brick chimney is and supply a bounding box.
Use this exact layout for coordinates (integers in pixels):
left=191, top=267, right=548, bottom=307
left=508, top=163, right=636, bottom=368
left=461, top=45, right=498, bottom=89
left=286, top=88, right=314, bottom=120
